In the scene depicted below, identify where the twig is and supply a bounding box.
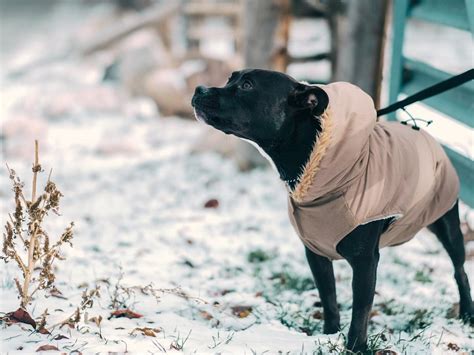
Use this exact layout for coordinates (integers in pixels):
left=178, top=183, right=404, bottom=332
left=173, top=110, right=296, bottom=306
left=31, top=140, right=39, bottom=203
left=22, top=224, right=39, bottom=308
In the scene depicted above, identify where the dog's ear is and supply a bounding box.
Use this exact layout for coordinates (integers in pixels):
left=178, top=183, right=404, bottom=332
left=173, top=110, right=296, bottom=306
left=288, top=84, right=329, bottom=117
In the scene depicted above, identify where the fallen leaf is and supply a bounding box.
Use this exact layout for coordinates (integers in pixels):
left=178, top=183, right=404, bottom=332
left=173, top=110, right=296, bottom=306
left=109, top=309, right=143, bottom=319
left=312, top=310, right=323, bottom=319
left=8, top=308, right=36, bottom=329
left=447, top=343, right=460, bottom=351
left=37, top=327, right=50, bottom=335
left=52, top=334, right=69, bottom=340
left=200, top=311, right=213, bottom=320
left=231, top=306, right=252, bottom=318
left=36, top=344, right=59, bottom=352
left=204, top=199, right=219, bottom=208
left=370, top=310, right=380, bottom=319
left=131, top=327, right=160, bottom=337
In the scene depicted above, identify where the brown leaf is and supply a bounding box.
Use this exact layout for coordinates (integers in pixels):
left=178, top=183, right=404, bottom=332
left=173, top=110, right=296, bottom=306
left=447, top=343, right=460, bottom=351
left=312, top=310, right=323, bottom=319
left=36, top=344, right=59, bottom=351
left=200, top=311, right=213, bottom=320
left=109, top=309, right=143, bottom=319
left=231, top=306, right=252, bottom=318
left=204, top=199, right=219, bottom=208
left=370, top=310, right=380, bottom=319
left=37, top=327, right=50, bottom=335
left=131, top=327, right=160, bottom=337
left=8, top=308, right=37, bottom=329
left=52, top=334, right=69, bottom=340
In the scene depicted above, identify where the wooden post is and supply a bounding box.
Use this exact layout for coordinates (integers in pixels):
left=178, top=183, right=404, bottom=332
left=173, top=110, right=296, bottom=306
left=331, top=0, right=389, bottom=108
left=243, top=0, right=290, bottom=70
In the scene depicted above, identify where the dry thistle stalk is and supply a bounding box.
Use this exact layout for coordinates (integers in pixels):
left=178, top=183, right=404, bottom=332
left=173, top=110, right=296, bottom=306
left=2, top=140, right=75, bottom=314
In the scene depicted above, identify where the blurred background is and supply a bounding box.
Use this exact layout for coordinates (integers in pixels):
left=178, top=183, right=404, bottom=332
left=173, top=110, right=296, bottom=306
left=1, top=0, right=472, bottom=171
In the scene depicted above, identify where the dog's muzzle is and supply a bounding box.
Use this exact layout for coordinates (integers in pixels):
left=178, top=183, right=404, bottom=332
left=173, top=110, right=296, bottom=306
left=191, top=86, right=219, bottom=111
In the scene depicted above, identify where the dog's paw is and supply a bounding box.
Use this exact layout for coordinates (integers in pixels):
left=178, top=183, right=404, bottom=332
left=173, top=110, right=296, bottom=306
left=459, top=301, right=474, bottom=325
left=323, top=322, right=340, bottom=334
left=460, top=309, right=474, bottom=325
left=323, top=316, right=340, bottom=334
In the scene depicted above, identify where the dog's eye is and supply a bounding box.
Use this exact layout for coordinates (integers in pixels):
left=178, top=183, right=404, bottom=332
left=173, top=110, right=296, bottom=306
left=241, top=80, right=253, bottom=90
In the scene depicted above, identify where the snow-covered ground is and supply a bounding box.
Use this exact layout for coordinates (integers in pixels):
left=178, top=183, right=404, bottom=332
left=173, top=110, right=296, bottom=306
left=1, top=2, right=473, bottom=354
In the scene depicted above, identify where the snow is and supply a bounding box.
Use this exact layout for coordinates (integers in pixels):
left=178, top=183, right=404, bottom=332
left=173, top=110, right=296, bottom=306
left=1, top=3, right=473, bottom=354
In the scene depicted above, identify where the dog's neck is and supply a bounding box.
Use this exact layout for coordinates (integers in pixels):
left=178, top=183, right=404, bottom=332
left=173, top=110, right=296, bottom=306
left=260, top=117, right=320, bottom=190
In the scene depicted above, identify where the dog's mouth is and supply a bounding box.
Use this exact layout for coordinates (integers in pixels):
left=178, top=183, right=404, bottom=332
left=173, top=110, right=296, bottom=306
left=192, top=106, right=236, bottom=135
left=192, top=96, right=226, bottom=126
left=192, top=94, right=245, bottom=136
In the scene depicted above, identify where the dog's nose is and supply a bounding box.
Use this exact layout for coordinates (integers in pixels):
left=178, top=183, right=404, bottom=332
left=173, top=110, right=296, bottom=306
left=195, top=85, right=209, bottom=96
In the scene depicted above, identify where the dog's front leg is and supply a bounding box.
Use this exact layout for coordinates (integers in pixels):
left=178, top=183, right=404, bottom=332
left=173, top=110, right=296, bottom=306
left=305, top=246, right=340, bottom=334
left=337, top=221, right=386, bottom=352
left=345, top=253, right=379, bottom=352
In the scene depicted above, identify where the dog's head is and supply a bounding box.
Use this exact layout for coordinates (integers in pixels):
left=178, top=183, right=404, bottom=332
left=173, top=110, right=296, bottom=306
left=191, top=69, right=328, bottom=147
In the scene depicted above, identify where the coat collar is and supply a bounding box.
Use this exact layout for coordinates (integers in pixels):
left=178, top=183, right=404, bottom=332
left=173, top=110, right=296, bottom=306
left=289, top=82, right=377, bottom=203
left=290, top=108, right=333, bottom=202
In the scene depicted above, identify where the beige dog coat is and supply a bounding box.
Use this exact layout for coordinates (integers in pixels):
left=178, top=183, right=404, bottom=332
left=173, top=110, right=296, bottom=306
left=287, top=82, right=459, bottom=260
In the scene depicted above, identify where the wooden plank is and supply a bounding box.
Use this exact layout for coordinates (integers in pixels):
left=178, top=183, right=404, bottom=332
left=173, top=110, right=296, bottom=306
left=408, top=0, right=470, bottom=31
left=444, top=146, right=474, bottom=207
left=400, top=59, right=474, bottom=128
left=79, top=2, right=181, bottom=55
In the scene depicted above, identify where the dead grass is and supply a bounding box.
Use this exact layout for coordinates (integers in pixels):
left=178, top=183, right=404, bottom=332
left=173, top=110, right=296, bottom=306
left=2, top=140, right=75, bottom=325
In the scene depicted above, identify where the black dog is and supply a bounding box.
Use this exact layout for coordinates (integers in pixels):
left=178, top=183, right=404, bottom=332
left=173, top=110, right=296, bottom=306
left=191, top=69, right=473, bottom=352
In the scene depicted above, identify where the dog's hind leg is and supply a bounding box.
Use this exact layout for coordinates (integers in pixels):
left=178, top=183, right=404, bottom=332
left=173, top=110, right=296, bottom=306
left=305, top=246, right=340, bottom=334
left=428, top=200, right=473, bottom=323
